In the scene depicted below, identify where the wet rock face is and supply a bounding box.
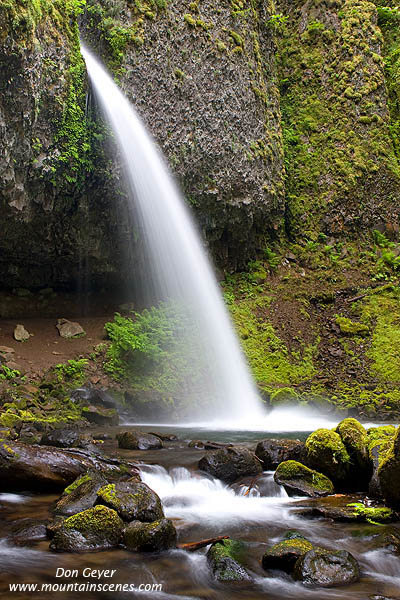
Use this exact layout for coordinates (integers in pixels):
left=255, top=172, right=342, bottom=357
left=198, top=446, right=262, bottom=483
left=255, top=438, right=305, bottom=470
left=0, top=0, right=284, bottom=292
left=294, top=548, right=360, bottom=587
left=124, top=518, right=177, bottom=552
left=82, top=0, right=285, bottom=272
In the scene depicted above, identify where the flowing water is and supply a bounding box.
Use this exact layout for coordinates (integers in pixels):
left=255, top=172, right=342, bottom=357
left=81, top=45, right=264, bottom=423
left=0, top=427, right=399, bottom=599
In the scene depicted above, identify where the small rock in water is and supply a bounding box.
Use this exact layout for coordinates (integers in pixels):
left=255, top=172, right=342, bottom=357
left=14, top=324, right=30, bottom=342
left=117, top=431, right=163, bottom=450
left=56, top=318, right=86, bottom=338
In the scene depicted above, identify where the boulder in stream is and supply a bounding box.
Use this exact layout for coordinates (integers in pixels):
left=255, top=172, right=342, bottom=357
left=305, top=429, right=351, bottom=488
left=262, top=532, right=314, bottom=573
left=50, top=505, right=124, bottom=552
left=0, top=440, right=138, bottom=491
left=96, top=481, right=164, bottom=522
left=367, top=426, right=396, bottom=497
left=8, top=518, right=48, bottom=545
left=124, top=518, right=177, bottom=551
left=54, top=471, right=108, bottom=516
left=335, top=418, right=372, bottom=489
left=293, top=548, right=360, bottom=587
left=377, top=426, right=400, bottom=509
left=117, top=431, right=163, bottom=450
left=274, top=460, right=334, bottom=497
left=198, top=446, right=262, bottom=483
left=207, top=539, right=252, bottom=582
left=255, top=438, right=305, bottom=470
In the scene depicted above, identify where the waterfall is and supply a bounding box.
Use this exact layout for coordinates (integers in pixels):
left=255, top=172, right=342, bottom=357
left=81, top=45, right=265, bottom=422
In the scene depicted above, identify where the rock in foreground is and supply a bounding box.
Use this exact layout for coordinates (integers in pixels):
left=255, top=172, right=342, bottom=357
left=305, top=429, right=351, bottom=487
left=124, top=518, right=176, bottom=552
left=207, top=539, right=251, bottom=582
left=198, top=446, right=262, bottom=483
left=262, top=533, right=314, bottom=573
left=50, top=505, right=124, bottom=552
left=294, top=548, right=360, bottom=587
left=274, top=460, right=334, bottom=497
left=96, top=481, right=164, bottom=522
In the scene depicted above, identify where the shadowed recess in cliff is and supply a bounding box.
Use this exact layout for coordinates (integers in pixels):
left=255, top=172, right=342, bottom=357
left=81, top=45, right=265, bottom=422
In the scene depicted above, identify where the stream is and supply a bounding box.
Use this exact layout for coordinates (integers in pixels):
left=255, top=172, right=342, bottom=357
left=0, top=426, right=398, bottom=599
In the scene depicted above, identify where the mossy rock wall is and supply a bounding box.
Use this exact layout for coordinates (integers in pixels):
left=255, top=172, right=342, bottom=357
left=276, top=0, right=400, bottom=239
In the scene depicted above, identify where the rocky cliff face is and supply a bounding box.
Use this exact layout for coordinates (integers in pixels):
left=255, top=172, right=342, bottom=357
left=0, top=0, right=400, bottom=291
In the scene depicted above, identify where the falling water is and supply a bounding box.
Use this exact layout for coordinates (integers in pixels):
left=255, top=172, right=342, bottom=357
left=81, top=46, right=265, bottom=422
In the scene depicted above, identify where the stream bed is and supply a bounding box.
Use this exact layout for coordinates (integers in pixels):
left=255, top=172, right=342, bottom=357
left=0, top=425, right=398, bottom=599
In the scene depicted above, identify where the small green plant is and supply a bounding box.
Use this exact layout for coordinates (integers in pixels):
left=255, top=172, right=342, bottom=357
left=373, top=229, right=395, bottom=249
left=267, top=13, right=288, bottom=30
left=54, top=359, right=88, bottom=383
left=263, top=247, right=280, bottom=271
left=0, top=366, right=21, bottom=381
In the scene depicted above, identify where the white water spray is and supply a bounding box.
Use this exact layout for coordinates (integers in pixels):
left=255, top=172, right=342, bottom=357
left=81, top=45, right=265, bottom=422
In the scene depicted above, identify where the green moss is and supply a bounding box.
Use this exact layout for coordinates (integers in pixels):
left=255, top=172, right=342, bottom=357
left=263, top=537, right=314, bottom=559
left=64, top=473, right=92, bottom=495
left=275, top=460, right=334, bottom=493
left=276, top=0, right=400, bottom=236
left=367, top=425, right=397, bottom=445
left=225, top=287, right=317, bottom=393
left=336, top=418, right=368, bottom=454
left=97, top=483, right=118, bottom=505
left=359, top=288, right=400, bottom=381
left=335, top=316, right=370, bottom=337
left=64, top=505, right=121, bottom=533
left=347, top=501, right=395, bottom=524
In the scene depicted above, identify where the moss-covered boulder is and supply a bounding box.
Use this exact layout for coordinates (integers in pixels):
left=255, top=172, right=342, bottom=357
left=117, top=431, right=163, bottom=450
left=274, top=460, right=334, bottom=497
left=124, top=518, right=176, bottom=552
left=262, top=534, right=314, bottom=573
left=335, top=418, right=372, bottom=489
left=367, top=426, right=396, bottom=497
left=378, top=427, right=400, bottom=509
left=49, top=505, right=124, bottom=552
left=206, top=539, right=251, bottom=582
left=305, top=429, right=351, bottom=487
left=96, top=481, right=164, bottom=522
left=54, top=471, right=107, bottom=516
left=198, top=446, right=262, bottom=483
left=294, top=548, right=360, bottom=587
left=255, top=439, right=305, bottom=470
